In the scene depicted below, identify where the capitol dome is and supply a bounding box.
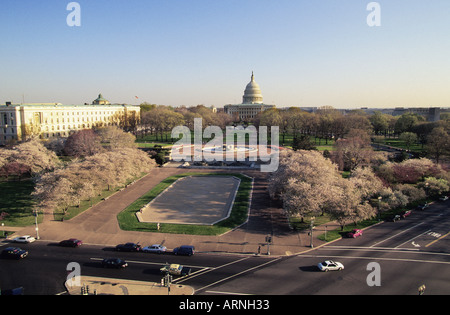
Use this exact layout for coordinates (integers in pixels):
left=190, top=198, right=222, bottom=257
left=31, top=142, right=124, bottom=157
left=242, top=72, right=263, bottom=104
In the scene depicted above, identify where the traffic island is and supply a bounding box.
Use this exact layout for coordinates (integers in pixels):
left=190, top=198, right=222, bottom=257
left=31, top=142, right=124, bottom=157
left=65, top=276, right=194, bottom=295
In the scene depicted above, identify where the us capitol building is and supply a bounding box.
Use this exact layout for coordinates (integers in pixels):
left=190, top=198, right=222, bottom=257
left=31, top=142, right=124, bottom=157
left=224, top=72, right=276, bottom=121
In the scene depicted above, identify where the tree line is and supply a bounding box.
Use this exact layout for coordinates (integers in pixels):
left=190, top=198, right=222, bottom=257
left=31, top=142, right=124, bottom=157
left=0, top=126, right=157, bottom=217
left=137, top=104, right=449, bottom=163
left=269, top=150, right=449, bottom=230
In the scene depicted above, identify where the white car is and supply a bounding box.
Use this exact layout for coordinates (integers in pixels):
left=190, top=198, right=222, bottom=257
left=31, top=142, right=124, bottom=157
left=142, top=244, right=167, bottom=254
left=317, top=260, right=344, bottom=272
left=13, top=235, right=36, bottom=244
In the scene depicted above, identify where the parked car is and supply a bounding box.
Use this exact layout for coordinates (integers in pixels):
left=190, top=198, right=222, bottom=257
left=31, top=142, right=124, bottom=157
left=160, top=263, right=191, bottom=277
left=173, top=245, right=195, bottom=256
left=400, top=210, right=412, bottom=218
left=1, top=247, right=28, bottom=259
left=115, top=243, right=141, bottom=252
left=417, top=203, right=429, bottom=210
left=142, top=244, right=167, bottom=254
left=317, top=260, right=344, bottom=272
left=439, top=195, right=448, bottom=201
left=101, top=258, right=128, bottom=268
left=347, top=229, right=363, bottom=238
left=13, top=235, right=36, bottom=244
left=389, top=214, right=401, bottom=222
left=59, top=239, right=83, bottom=247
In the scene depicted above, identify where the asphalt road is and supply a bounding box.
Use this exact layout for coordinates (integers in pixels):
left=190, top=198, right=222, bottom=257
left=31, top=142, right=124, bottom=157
left=192, top=200, right=450, bottom=295
left=1, top=199, right=448, bottom=295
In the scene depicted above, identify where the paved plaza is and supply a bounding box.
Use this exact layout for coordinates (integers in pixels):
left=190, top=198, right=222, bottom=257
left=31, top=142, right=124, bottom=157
left=138, top=175, right=241, bottom=225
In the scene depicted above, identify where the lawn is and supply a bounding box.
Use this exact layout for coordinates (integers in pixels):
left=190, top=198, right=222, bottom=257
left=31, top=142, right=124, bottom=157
left=372, top=137, right=424, bottom=152
left=0, top=179, right=41, bottom=227
left=117, top=173, right=253, bottom=236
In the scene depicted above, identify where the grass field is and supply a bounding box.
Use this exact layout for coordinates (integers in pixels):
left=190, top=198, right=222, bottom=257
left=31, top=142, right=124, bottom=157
left=0, top=179, right=41, bottom=227
left=117, top=173, right=253, bottom=235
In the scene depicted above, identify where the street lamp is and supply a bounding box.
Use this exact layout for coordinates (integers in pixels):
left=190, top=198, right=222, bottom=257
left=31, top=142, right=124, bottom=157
left=377, top=196, right=382, bottom=221
left=33, top=209, right=40, bottom=240
left=310, top=216, right=315, bottom=248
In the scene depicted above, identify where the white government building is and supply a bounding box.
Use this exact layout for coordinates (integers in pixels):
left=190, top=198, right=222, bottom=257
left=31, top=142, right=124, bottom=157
left=0, top=94, right=140, bottom=145
left=224, top=72, right=276, bottom=121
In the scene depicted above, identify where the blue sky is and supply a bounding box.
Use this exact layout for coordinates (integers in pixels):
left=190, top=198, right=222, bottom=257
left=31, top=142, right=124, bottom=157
left=1, top=0, right=449, bottom=108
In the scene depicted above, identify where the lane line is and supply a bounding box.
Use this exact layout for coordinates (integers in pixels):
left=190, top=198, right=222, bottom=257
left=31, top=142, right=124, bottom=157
left=174, top=256, right=251, bottom=284
left=325, top=245, right=419, bottom=252
left=196, top=257, right=282, bottom=293
left=425, top=231, right=450, bottom=248
left=320, top=246, right=450, bottom=257
left=299, top=254, right=450, bottom=265
left=370, top=222, right=425, bottom=247
left=89, top=257, right=211, bottom=269
left=394, top=229, right=431, bottom=249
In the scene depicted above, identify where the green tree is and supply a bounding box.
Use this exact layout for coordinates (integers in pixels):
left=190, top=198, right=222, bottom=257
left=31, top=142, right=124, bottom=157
left=292, top=135, right=316, bottom=151
left=394, top=113, right=422, bottom=135
left=369, top=111, right=389, bottom=135
left=399, top=132, right=418, bottom=151
left=426, top=127, right=450, bottom=164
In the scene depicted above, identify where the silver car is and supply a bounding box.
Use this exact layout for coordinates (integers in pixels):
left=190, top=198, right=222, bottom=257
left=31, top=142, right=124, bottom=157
left=13, top=235, right=36, bottom=244
left=317, top=260, right=344, bottom=272
left=142, top=244, right=167, bottom=254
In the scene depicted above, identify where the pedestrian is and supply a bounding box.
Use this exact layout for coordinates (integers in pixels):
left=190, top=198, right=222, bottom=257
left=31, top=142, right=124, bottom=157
left=257, top=245, right=261, bottom=255
left=157, top=223, right=160, bottom=231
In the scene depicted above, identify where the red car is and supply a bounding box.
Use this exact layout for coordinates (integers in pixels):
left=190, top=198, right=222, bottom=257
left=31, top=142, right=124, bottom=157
left=401, top=210, right=412, bottom=218
left=347, top=229, right=363, bottom=238
left=59, top=239, right=83, bottom=247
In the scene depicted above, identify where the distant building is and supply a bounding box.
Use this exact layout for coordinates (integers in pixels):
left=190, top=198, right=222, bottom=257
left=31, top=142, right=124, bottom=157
left=224, top=72, right=276, bottom=121
left=391, top=107, right=440, bottom=122
left=0, top=95, right=140, bottom=145
left=92, top=93, right=110, bottom=105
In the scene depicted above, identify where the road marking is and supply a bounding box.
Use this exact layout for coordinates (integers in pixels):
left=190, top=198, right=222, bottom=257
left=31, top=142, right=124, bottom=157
left=324, top=245, right=419, bottom=252
left=300, top=254, right=450, bottom=265
left=195, top=257, right=282, bottom=293
left=370, top=222, right=425, bottom=247
left=425, top=232, right=450, bottom=248
left=174, top=256, right=251, bottom=284
left=394, top=229, right=431, bottom=249
left=89, top=257, right=211, bottom=269
left=321, top=245, right=450, bottom=257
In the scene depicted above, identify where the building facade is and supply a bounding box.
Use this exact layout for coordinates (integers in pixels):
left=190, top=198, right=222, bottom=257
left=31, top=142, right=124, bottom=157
left=224, top=72, right=276, bottom=121
left=0, top=99, right=140, bottom=145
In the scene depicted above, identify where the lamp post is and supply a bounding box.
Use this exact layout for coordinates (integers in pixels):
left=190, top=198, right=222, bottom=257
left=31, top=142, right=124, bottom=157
left=310, top=216, right=315, bottom=248
left=377, top=196, right=382, bottom=221
left=34, top=209, right=40, bottom=240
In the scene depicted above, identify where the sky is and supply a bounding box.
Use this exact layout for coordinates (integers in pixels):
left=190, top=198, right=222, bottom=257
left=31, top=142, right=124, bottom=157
left=1, top=0, right=449, bottom=109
